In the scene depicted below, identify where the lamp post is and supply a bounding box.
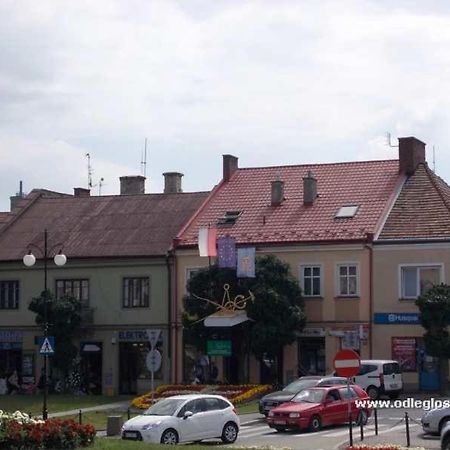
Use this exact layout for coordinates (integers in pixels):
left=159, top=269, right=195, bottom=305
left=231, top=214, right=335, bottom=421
left=23, top=229, right=67, bottom=420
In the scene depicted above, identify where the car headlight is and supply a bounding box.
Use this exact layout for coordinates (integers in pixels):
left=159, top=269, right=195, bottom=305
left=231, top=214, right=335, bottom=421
left=268, top=411, right=275, bottom=417
left=289, top=413, right=300, bottom=418
left=142, top=421, right=161, bottom=430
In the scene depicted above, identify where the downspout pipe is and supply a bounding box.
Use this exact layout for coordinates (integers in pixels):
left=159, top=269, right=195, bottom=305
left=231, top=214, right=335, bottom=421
left=365, top=233, right=374, bottom=359
left=165, top=251, right=173, bottom=379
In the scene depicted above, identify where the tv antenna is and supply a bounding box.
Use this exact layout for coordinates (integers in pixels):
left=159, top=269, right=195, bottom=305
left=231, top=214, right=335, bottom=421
left=141, top=138, right=148, bottom=177
left=98, top=177, right=105, bottom=195
left=386, top=132, right=399, bottom=148
left=86, top=153, right=93, bottom=188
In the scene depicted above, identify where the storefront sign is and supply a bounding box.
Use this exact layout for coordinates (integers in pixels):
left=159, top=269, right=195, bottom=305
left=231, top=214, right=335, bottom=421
left=392, top=337, right=417, bottom=372
left=373, top=313, right=420, bottom=324
left=207, top=340, right=232, bottom=356
left=298, top=328, right=325, bottom=337
left=0, top=331, right=23, bottom=342
left=118, top=331, right=148, bottom=342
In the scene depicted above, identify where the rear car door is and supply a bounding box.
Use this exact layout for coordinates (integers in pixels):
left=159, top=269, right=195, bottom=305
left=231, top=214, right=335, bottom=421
left=383, top=362, right=402, bottom=393
left=200, top=398, right=225, bottom=438
left=177, top=400, right=205, bottom=441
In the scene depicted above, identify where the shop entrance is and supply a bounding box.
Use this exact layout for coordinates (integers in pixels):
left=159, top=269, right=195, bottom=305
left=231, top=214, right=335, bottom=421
left=119, top=342, right=150, bottom=394
left=298, top=338, right=326, bottom=376
left=0, top=346, right=22, bottom=378
left=80, top=342, right=102, bottom=395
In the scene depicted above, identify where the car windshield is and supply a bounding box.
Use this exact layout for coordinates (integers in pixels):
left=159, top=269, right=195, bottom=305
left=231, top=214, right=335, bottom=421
left=292, top=389, right=325, bottom=403
left=282, top=379, right=318, bottom=394
left=144, top=398, right=186, bottom=416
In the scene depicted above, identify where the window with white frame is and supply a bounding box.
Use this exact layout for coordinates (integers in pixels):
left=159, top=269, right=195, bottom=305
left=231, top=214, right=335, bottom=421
left=400, top=265, right=442, bottom=299
left=300, top=265, right=322, bottom=297
left=337, top=264, right=358, bottom=296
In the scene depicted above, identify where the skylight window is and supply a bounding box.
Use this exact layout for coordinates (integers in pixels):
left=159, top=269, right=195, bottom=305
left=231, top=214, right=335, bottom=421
left=217, top=210, right=242, bottom=225
left=335, top=205, right=359, bottom=218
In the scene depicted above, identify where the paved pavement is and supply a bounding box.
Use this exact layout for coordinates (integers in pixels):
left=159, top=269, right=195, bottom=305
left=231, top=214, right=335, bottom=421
left=48, top=399, right=132, bottom=418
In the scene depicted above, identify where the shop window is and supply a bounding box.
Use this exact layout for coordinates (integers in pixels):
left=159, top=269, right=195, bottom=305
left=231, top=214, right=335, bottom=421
left=123, top=278, right=150, bottom=308
left=336, top=264, right=359, bottom=296
left=56, top=279, right=89, bottom=306
left=0, top=281, right=19, bottom=309
left=300, top=265, right=322, bottom=297
left=400, top=265, right=442, bottom=299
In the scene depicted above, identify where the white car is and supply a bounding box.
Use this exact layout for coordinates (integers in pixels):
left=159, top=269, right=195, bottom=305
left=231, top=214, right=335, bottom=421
left=422, top=406, right=450, bottom=434
left=121, top=394, right=240, bottom=444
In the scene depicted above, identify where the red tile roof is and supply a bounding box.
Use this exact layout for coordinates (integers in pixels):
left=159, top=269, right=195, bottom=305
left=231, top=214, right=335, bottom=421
left=177, top=159, right=402, bottom=247
left=378, top=164, right=450, bottom=240
left=0, top=191, right=208, bottom=261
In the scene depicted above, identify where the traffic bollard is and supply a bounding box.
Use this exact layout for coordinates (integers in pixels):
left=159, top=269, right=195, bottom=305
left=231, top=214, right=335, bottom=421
left=405, top=411, right=410, bottom=447
left=127, top=407, right=130, bottom=420
left=374, top=408, right=378, bottom=435
left=360, top=412, right=364, bottom=441
left=79, top=409, right=82, bottom=425
left=348, top=411, right=353, bottom=447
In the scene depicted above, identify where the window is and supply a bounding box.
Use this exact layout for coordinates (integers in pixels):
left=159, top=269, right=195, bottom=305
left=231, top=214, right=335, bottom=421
left=300, top=265, right=322, bottom=297
left=56, top=279, right=89, bottom=306
left=0, top=281, right=19, bottom=309
left=217, top=210, right=242, bottom=225
left=339, top=387, right=358, bottom=399
left=337, top=264, right=358, bottom=296
left=123, top=277, right=150, bottom=308
left=400, top=265, right=442, bottom=299
left=335, top=205, right=359, bottom=218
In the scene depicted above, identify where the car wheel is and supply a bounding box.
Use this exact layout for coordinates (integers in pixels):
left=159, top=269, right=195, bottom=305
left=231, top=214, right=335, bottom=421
left=160, top=429, right=179, bottom=445
left=366, top=386, right=379, bottom=400
left=356, top=409, right=368, bottom=426
left=309, top=415, right=322, bottom=432
left=274, top=426, right=286, bottom=432
left=443, top=436, right=450, bottom=450
left=439, top=418, right=450, bottom=434
left=221, top=422, right=238, bottom=444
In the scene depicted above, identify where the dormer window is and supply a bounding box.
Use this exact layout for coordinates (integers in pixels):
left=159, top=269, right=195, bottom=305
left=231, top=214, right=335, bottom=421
left=217, top=210, right=242, bottom=225
left=335, top=205, right=359, bottom=218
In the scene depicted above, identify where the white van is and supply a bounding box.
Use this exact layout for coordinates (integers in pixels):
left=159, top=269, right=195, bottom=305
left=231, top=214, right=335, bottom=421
left=351, top=360, right=403, bottom=400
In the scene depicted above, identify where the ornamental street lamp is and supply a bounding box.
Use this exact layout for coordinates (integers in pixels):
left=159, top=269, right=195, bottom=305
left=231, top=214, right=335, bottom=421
left=23, top=229, right=67, bottom=420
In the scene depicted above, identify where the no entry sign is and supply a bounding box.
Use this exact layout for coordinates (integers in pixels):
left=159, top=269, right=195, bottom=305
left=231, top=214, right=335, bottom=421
left=333, top=349, right=361, bottom=378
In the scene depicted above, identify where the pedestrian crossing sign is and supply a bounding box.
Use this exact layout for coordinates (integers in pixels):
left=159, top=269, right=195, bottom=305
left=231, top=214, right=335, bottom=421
left=38, top=336, right=55, bottom=355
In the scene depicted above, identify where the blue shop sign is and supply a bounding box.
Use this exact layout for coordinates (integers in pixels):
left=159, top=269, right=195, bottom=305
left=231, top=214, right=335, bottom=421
left=373, top=313, right=420, bottom=324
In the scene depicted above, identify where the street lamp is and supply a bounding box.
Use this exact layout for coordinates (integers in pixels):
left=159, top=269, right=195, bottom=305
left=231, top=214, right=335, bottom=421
left=23, top=229, right=67, bottom=420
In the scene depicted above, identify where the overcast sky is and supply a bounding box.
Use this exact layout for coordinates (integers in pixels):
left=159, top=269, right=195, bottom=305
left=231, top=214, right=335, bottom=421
left=1, top=0, right=450, bottom=211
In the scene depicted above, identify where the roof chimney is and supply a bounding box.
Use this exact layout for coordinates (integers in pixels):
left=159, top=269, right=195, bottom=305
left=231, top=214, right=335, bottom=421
left=10, top=180, right=25, bottom=211
left=303, top=171, right=317, bottom=206
left=398, top=137, right=426, bottom=175
left=73, top=187, right=91, bottom=197
left=120, top=176, right=146, bottom=195
left=271, top=180, right=284, bottom=206
left=223, top=155, right=238, bottom=181
left=163, top=172, right=183, bottom=193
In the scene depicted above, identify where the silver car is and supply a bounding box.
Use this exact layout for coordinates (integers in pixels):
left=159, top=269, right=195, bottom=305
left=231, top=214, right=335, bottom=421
left=422, top=407, right=450, bottom=434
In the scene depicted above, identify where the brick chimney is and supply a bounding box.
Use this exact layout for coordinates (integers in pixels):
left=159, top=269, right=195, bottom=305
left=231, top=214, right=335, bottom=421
left=73, top=187, right=91, bottom=197
left=120, top=176, right=146, bottom=195
left=223, top=155, right=238, bottom=181
left=271, top=180, right=284, bottom=206
left=398, top=137, right=426, bottom=175
left=163, top=172, right=183, bottom=193
left=10, top=180, right=25, bottom=210
left=303, top=171, right=317, bottom=206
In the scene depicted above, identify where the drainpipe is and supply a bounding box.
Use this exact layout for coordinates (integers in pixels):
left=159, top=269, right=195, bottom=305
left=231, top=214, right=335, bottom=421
left=171, top=239, right=180, bottom=383
left=165, top=251, right=173, bottom=380
left=365, top=234, right=374, bottom=359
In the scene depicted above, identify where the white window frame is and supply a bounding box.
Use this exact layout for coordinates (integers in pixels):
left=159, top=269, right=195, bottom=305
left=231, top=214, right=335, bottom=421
left=336, top=263, right=360, bottom=297
left=299, top=264, right=323, bottom=297
left=398, top=263, right=444, bottom=300
left=185, top=267, right=205, bottom=294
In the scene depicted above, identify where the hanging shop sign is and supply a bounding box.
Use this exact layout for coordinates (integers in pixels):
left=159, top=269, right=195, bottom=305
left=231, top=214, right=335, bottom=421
left=207, top=340, right=232, bottom=356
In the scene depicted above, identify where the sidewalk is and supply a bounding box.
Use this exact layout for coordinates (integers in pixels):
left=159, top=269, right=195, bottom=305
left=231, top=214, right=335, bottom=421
left=48, top=399, right=133, bottom=418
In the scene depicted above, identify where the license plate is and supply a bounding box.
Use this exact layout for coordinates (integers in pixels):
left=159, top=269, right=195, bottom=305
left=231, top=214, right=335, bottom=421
left=274, top=420, right=286, bottom=425
left=123, top=431, right=138, bottom=439
left=264, top=406, right=272, bottom=410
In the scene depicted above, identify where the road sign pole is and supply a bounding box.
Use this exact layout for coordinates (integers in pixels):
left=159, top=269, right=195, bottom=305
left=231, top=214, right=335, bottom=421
left=347, top=377, right=353, bottom=447
left=151, top=369, right=154, bottom=405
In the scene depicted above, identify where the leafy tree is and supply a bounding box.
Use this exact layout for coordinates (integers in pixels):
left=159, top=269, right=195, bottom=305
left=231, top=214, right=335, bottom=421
left=29, top=290, right=82, bottom=378
left=183, top=254, right=306, bottom=383
left=416, top=283, right=450, bottom=394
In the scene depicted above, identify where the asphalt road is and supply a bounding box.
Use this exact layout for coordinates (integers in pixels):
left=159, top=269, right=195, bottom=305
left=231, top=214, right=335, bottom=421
left=234, top=407, right=440, bottom=450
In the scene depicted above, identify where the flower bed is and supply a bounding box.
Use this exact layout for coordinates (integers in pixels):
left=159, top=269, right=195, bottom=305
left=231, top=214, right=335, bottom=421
left=132, top=383, right=271, bottom=410
left=0, top=411, right=96, bottom=449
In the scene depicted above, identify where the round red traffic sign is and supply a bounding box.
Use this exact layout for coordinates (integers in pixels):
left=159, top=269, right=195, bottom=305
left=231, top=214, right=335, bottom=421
left=333, top=349, right=361, bottom=378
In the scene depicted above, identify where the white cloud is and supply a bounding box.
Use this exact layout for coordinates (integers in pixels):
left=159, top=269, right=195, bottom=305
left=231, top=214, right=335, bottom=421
left=1, top=0, right=450, bottom=210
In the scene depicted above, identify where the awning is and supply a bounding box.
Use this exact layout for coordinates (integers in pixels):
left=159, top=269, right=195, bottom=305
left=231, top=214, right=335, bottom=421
left=204, top=310, right=251, bottom=327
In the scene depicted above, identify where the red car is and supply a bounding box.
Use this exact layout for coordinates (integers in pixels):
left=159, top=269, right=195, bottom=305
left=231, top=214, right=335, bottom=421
left=266, top=384, right=371, bottom=432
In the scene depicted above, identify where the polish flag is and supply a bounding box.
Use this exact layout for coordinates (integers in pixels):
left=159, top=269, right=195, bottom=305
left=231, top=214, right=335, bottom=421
left=198, top=227, right=217, bottom=257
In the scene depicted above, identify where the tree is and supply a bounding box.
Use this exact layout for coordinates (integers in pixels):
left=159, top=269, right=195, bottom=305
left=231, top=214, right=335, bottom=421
left=183, top=254, right=306, bottom=383
left=416, top=283, right=450, bottom=394
left=29, top=290, right=82, bottom=379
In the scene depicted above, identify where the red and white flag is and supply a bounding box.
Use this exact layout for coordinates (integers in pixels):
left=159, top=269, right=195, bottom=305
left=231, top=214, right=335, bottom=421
left=198, top=227, right=217, bottom=257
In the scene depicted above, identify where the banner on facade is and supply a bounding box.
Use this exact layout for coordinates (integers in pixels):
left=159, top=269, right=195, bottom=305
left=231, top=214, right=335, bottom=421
left=392, top=337, right=416, bottom=372
left=237, top=247, right=255, bottom=278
